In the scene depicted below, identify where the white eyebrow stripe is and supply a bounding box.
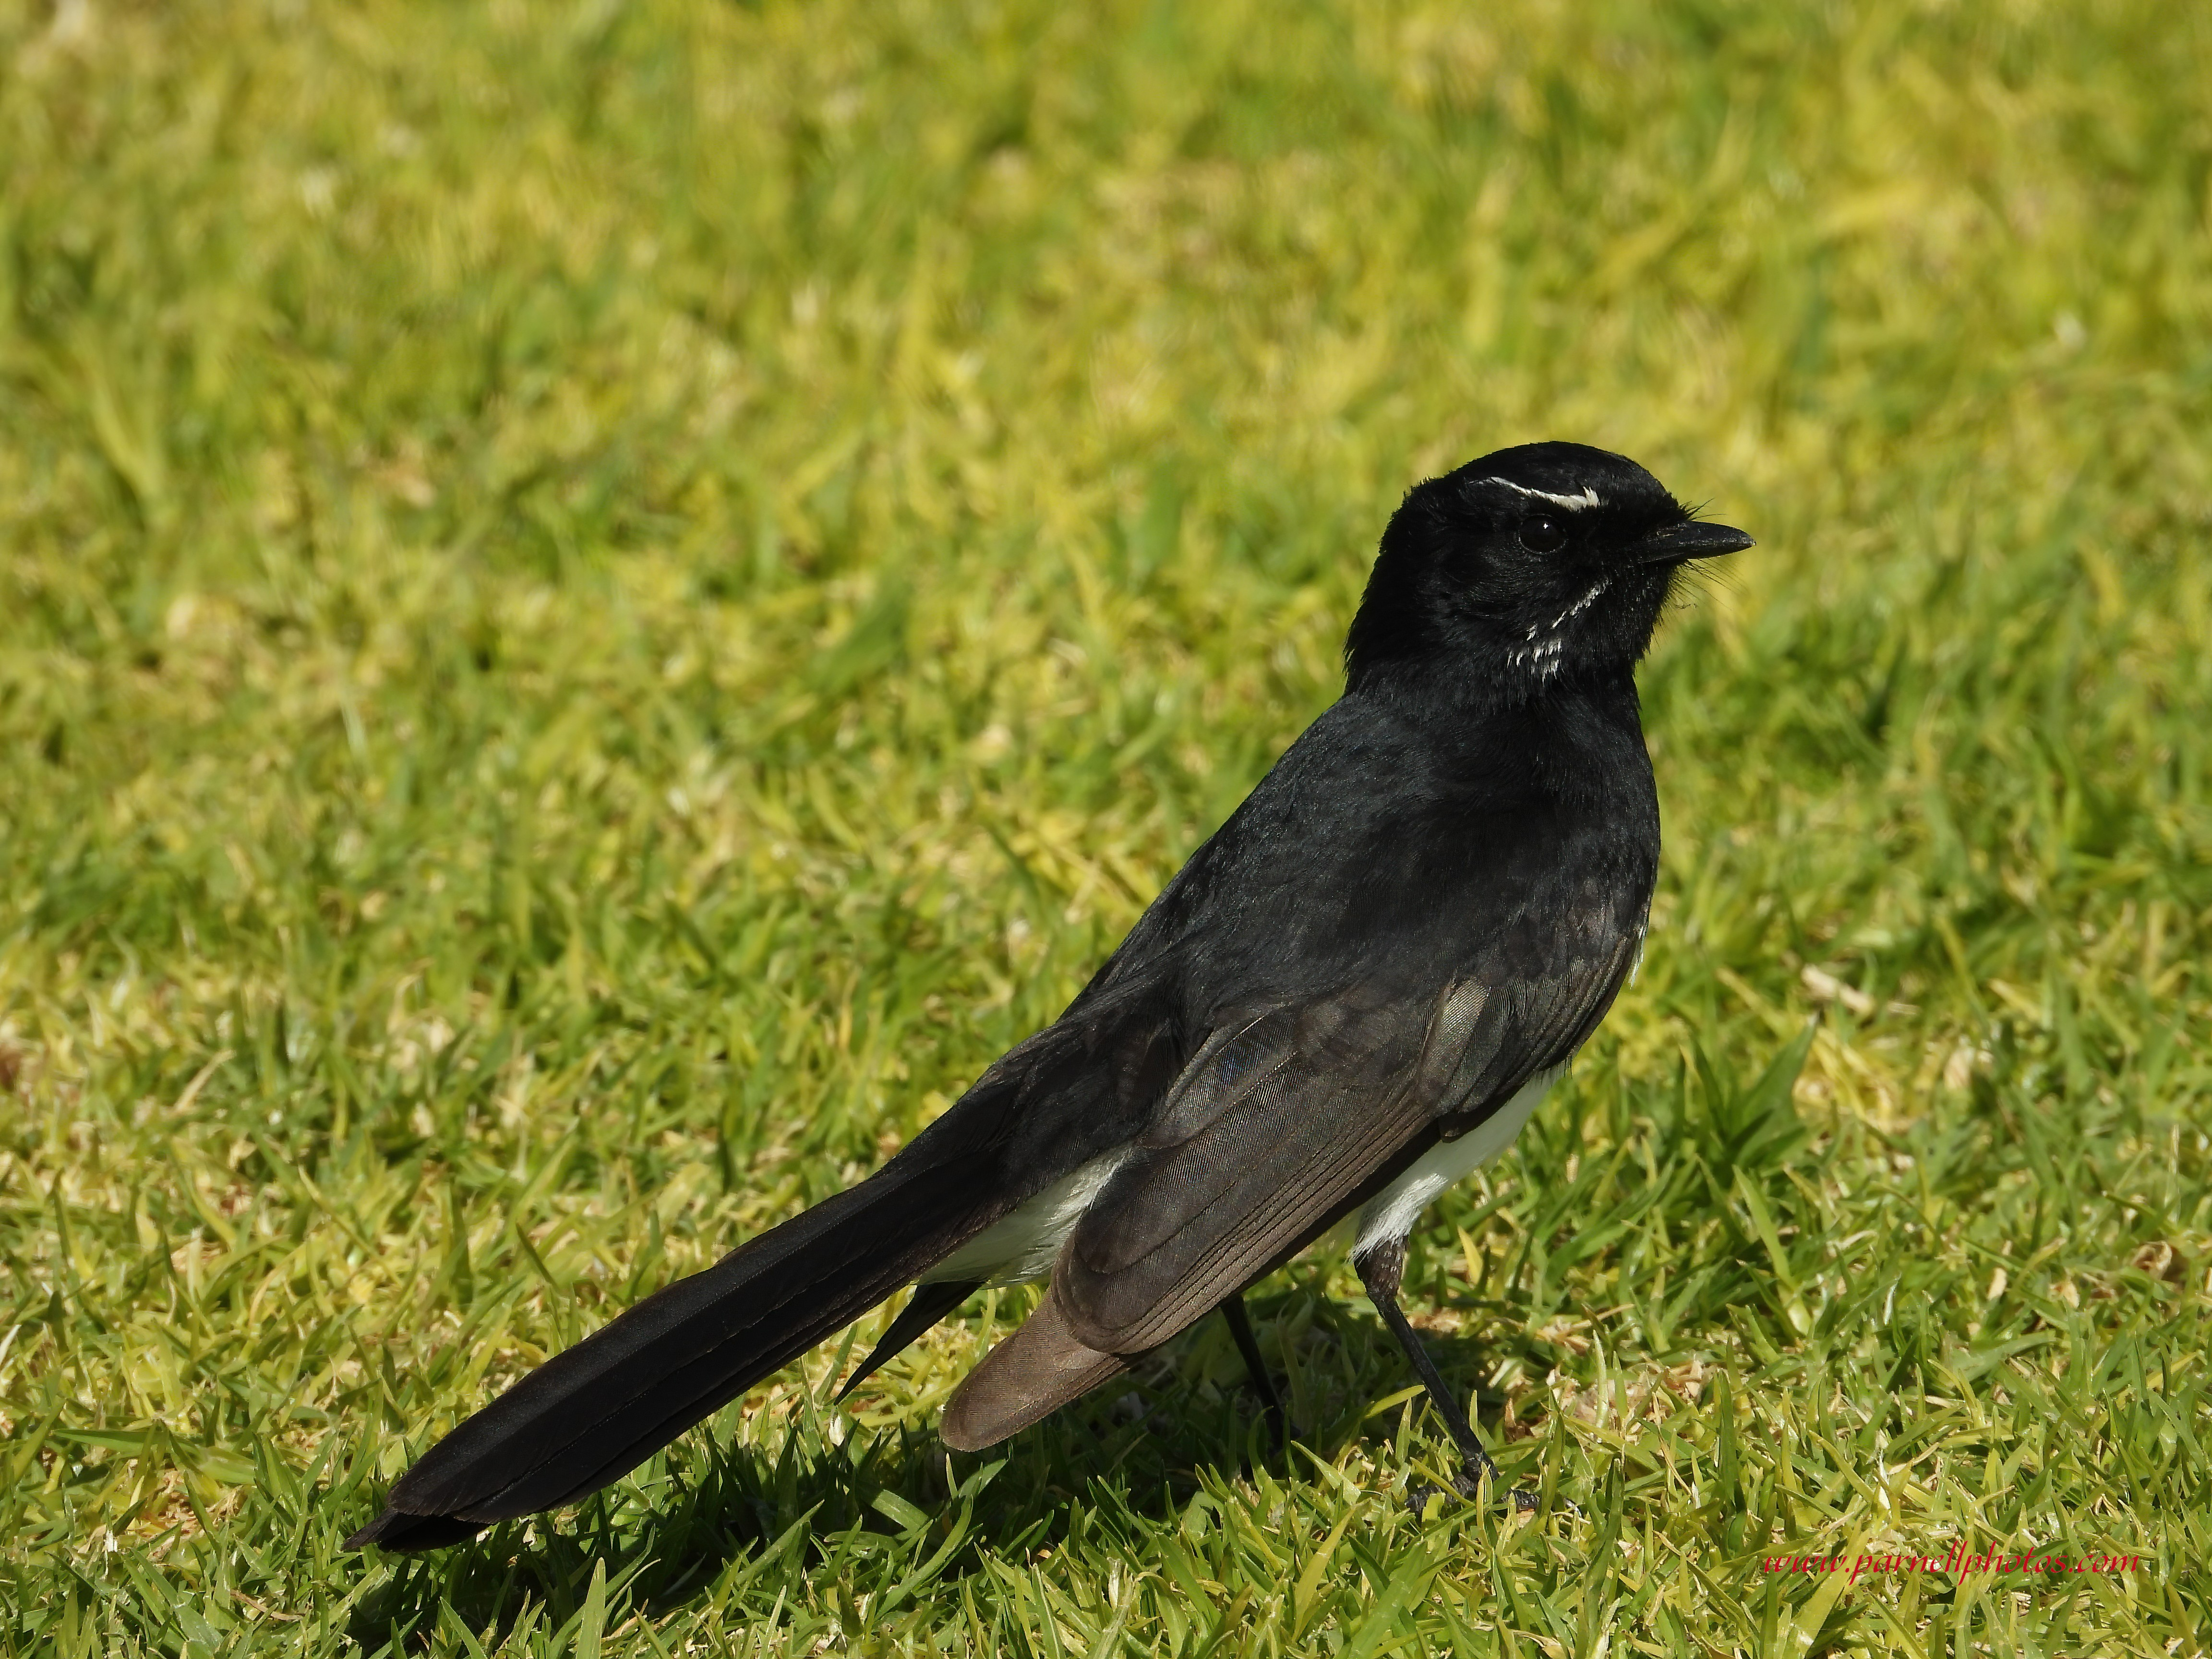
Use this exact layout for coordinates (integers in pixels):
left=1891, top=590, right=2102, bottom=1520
left=1483, top=478, right=1602, bottom=512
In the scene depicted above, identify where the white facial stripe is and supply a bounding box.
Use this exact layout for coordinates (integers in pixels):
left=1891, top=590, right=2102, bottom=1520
left=1484, top=477, right=1602, bottom=512
left=1506, top=635, right=1568, bottom=678
left=1552, top=575, right=1610, bottom=630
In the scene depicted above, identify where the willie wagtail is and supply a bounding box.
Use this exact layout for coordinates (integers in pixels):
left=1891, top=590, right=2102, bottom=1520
left=349, top=441, right=1752, bottom=1550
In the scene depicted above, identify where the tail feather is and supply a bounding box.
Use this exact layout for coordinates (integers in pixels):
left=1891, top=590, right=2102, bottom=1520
left=834, top=1278, right=982, bottom=1404
left=347, top=1154, right=986, bottom=1550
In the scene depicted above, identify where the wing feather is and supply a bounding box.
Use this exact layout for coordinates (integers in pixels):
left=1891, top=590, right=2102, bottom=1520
left=1057, top=931, right=1637, bottom=1356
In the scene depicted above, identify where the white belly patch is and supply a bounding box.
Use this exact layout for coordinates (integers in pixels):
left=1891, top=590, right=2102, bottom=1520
left=923, top=1149, right=1129, bottom=1286
left=1353, top=1065, right=1560, bottom=1254
left=920, top=1061, right=1561, bottom=1287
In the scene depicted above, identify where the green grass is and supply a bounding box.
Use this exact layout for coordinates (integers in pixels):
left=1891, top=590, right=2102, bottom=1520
left=3, top=0, right=2210, bottom=1652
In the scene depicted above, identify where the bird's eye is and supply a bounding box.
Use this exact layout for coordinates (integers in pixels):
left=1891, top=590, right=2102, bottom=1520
left=1518, top=515, right=1567, bottom=553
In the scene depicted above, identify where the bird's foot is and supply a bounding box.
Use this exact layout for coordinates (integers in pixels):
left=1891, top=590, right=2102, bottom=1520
left=1404, top=1451, right=1539, bottom=1517
left=1403, top=1460, right=1482, bottom=1516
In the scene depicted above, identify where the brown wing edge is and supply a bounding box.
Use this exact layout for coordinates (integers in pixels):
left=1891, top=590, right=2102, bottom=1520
left=938, top=1279, right=1133, bottom=1451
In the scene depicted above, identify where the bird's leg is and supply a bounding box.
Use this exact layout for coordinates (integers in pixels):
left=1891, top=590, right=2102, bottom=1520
left=1354, top=1238, right=1521, bottom=1512
left=1219, top=1291, right=1290, bottom=1448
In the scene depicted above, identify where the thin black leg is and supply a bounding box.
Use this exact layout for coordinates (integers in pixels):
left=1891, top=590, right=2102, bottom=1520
left=1220, top=1291, right=1290, bottom=1446
left=1354, top=1238, right=1517, bottom=1511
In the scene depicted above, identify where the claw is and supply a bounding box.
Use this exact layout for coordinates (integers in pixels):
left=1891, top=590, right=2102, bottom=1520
left=1404, top=1455, right=1538, bottom=1517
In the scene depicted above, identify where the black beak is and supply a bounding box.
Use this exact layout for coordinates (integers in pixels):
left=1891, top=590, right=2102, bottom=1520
left=1636, top=521, right=1755, bottom=564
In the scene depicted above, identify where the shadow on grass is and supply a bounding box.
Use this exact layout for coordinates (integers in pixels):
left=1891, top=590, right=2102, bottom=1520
left=344, top=1283, right=1547, bottom=1648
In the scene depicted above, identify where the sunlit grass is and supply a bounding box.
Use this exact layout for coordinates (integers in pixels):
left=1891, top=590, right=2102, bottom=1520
left=2, top=0, right=2208, bottom=1653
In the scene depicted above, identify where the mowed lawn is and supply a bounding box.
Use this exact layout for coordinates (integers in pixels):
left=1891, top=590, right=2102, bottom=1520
left=3, top=0, right=2209, bottom=1653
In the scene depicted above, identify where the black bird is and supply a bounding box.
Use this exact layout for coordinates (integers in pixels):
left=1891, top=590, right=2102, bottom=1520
left=349, top=442, right=1751, bottom=1551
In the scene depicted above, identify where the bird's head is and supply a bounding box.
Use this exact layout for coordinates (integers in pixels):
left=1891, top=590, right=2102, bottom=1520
left=1344, top=442, right=1752, bottom=698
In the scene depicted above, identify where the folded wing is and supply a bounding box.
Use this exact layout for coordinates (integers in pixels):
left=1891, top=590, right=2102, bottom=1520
left=938, top=924, right=1637, bottom=1448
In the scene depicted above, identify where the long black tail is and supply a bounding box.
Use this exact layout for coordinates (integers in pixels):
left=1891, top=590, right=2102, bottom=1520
left=346, top=1150, right=992, bottom=1551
